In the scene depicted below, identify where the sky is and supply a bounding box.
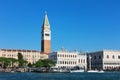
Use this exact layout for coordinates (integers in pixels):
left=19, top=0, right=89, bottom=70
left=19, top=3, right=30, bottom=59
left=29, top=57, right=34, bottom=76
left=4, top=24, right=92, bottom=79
left=0, top=0, right=120, bottom=52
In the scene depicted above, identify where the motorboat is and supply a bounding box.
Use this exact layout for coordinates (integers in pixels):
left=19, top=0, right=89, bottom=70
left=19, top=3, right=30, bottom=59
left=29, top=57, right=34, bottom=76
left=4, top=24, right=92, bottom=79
left=50, top=67, right=69, bottom=73
left=70, top=69, right=85, bottom=73
left=87, top=70, right=104, bottom=73
left=87, top=70, right=99, bottom=73
left=98, top=70, right=104, bottom=73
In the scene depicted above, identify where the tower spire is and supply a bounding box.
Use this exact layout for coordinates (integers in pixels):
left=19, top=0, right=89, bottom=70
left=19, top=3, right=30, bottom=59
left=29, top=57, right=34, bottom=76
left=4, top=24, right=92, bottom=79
left=43, top=11, right=50, bottom=27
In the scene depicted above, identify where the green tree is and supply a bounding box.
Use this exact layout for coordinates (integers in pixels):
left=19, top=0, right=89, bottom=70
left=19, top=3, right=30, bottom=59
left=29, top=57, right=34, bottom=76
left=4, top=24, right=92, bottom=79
left=42, top=59, right=55, bottom=67
left=34, top=59, right=55, bottom=67
left=0, top=57, right=17, bottom=68
left=0, top=57, right=9, bottom=67
left=18, top=53, right=28, bottom=67
left=7, top=58, right=17, bottom=66
left=28, top=63, right=32, bottom=67
left=35, top=60, right=43, bottom=67
left=22, top=60, right=28, bottom=66
left=18, top=53, right=23, bottom=60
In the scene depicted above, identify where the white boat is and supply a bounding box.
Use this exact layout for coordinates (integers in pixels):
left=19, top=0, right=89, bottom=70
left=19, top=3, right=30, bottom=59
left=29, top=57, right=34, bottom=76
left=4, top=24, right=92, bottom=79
left=87, top=70, right=104, bottom=73
left=11, top=71, right=15, bottom=73
left=70, top=69, right=85, bottom=73
left=98, top=70, right=104, bottom=73
left=87, top=70, right=99, bottom=73
left=50, top=67, right=69, bottom=73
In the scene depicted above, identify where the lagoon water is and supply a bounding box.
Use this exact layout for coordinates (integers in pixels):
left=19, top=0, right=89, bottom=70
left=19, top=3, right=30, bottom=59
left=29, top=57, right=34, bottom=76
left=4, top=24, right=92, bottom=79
left=0, top=72, right=120, bottom=80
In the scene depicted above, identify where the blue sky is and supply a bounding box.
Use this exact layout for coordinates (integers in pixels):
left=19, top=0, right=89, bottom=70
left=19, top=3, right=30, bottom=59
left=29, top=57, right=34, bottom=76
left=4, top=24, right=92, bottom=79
left=0, top=0, right=120, bottom=52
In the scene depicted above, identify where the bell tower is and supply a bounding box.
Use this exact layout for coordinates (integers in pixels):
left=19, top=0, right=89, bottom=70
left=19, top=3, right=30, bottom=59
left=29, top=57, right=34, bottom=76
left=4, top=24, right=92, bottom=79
left=41, top=12, right=51, bottom=54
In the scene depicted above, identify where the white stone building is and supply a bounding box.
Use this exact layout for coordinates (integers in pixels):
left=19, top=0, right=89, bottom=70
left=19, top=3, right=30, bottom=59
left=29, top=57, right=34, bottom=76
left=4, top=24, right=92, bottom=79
left=49, top=50, right=87, bottom=70
left=88, top=50, right=120, bottom=70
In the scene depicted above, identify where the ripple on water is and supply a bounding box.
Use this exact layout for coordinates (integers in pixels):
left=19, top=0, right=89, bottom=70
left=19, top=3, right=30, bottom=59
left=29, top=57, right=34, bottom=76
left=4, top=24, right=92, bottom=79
left=0, top=72, right=120, bottom=80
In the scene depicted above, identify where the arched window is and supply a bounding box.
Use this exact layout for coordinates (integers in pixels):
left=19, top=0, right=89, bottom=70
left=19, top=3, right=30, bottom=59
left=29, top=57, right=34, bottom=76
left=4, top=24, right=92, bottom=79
left=112, top=55, right=115, bottom=59
left=69, top=55, right=70, bottom=58
left=65, top=55, right=66, bottom=57
left=107, top=55, right=109, bottom=59
left=65, top=61, right=66, bottom=64
left=69, top=61, right=70, bottom=64
left=83, top=59, right=85, bottom=63
left=79, top=59, right=80, bottom=63
left=73, top=62, right=74, bottom=64
left=66, top=61, right=68, bottom=64
left=73, top=55, right=74, bottom=58
left=118, top=56, right=120, bottom=59
left=75, top=55, right=77, bottom=58
left=63, top=61, right=64, bottom=64
left=75, top=62, right=76, bottom=64
left=81, top=59, right=82, bottom=63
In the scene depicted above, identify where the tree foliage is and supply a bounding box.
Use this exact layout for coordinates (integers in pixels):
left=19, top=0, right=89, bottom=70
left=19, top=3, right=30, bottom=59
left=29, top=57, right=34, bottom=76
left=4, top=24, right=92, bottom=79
left=35, top=60, right=43, bottom=67
left=18, top=53, right=23, bottom=60
left=17, top=53, right=28, bottom=67
left=7, top=58, right=17, bottom=66
left=34, top=59, right=55, bottom=67
left=0, top=57, right=17, bottom=68
left=28, top=63, right=32, bottom=67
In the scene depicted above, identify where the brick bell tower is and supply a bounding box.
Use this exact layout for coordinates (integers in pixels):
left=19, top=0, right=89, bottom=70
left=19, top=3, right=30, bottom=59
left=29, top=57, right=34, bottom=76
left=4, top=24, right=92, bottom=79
left=41, top=12, right=51, bottom=54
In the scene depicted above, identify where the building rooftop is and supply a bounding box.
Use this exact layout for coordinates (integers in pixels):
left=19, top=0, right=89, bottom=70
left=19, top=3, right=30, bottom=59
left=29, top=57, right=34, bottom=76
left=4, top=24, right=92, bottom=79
left=87, top=49, right=120, bottom=53
left=0, top=49, right=39, bottom=52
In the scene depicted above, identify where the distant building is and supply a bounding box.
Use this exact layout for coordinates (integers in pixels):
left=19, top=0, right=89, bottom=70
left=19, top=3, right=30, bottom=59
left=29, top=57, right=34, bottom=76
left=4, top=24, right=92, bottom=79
left=87, top=50, right=120, bottom=70
left=0, top=49, right=48, bottom=64
left=49, top=50, right=87, bottom=70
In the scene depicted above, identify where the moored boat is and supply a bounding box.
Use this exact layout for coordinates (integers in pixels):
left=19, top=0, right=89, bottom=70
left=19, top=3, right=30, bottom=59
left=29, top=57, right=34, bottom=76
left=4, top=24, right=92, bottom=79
left=50, top=67, right=69, bottom=73
left=87, top=70, right=104, bottom=73
left=98, top=70, right=104, bottom=73
left=70, top=69, right=85, bottom=73
left=87, top=70, right=99, bottom=73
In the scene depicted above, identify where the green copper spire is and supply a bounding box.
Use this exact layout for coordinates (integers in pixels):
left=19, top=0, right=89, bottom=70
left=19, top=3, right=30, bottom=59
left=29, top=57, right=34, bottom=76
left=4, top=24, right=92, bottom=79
left=43, top=12, right=50, bottom=26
